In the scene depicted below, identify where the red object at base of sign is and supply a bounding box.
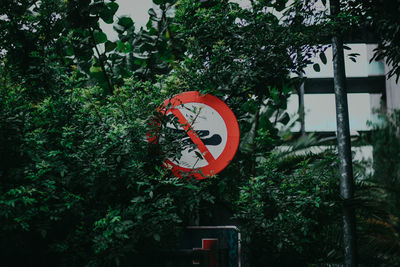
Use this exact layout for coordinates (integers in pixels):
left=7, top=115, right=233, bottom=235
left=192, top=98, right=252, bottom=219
left=193, top=238, right=219, bottom=266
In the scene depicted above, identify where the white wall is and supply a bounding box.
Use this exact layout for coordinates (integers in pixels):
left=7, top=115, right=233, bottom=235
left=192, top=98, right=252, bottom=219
left=287, top=93, right=379, bottom=132
left=302, top=44, right=385, bottom=78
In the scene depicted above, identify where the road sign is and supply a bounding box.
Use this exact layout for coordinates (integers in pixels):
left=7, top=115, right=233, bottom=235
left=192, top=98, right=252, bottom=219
left=155, top=91, right=240, bottom=179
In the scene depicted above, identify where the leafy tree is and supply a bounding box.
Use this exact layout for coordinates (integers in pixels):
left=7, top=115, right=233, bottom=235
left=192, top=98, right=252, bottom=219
left=172, top=0, right=332, bottom=210
left=0, top=1, right=213, bottom=264
left=0, top=73, right=215, bottom=265
left=344, top=0, right=400, bottom=81
left=0, top=0, right=69, bottom=99
left=101, top=2, right=183, bottom=88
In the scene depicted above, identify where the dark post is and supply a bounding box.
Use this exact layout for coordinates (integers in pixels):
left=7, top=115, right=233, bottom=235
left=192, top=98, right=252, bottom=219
left=299, top=72, right=305, bottom=135
left=330, top=0, right=358, bottom=266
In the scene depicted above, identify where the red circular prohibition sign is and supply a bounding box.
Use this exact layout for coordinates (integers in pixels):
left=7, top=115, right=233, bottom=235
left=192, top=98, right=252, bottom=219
left=160, top=91, right=240, bottom=180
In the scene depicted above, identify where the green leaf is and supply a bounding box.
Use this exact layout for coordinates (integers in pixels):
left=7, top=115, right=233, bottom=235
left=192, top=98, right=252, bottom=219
left=274, top=0, right=286, bottom=11
left=89, top=2, right=104, bottom=15
left=146, top=19, right=154, bottom=30
left=122, top=43, right=132, bottom=53
left=90, top=66, right=102, bottom=73
left=100, top=2, right=119, bottom=24
left=93, top=30, right=107, bottom=44
left=313, top=63, right=320, bottom=72
left=116, top=41, right=132, bottom=53
left=116, top=40, right=124, bottom=51
left=100, top=12, right=114, bottom=24
left=131, top=196, right=144, bottom=203
left=106, top=2, right=119, bottom=15
left=319, top=52, right=327, bottom=65
left=148, top=8, right=157, bottom=18
left=40, top=230, right=47, bottom=238
left=194, top=151, right=203, bottom=159
left=118, top=16, right=134, bottom=28
left=66, top=46, right=74, bottom=56
left=153, top=0, right=163, bottom=5
left=153, top=233, right=160, bottom=241
left=105, top=41, right=117, bottom=52
left=278, top=112, right=290, bottom=125
left=132, top=52, right=149, bottom=60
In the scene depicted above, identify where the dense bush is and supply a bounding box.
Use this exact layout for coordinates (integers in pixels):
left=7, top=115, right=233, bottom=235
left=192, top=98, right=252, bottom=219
left=234, top=152, right=343, bottom=266
left=0, top=77, right=214, bottom=266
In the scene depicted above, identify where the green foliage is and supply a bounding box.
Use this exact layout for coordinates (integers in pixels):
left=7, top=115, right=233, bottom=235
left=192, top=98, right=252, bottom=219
left=234, top=152, right=342, bottom=266
left=0, top=0, right=70, bottom=100
left=355, top=180, right=400, bottom=267
left=369, top=111, right=400, bottom=190
left=345, top=0, right=400, bottom=81
left=0, top=0, right=181, bottom=96
left=0, top=76, right=214, bottom=266
left=172, top=0, right=331, bottom=203
left=351, top=110, right=400, bottom=266
left=2, top=0, right=400, bottom=266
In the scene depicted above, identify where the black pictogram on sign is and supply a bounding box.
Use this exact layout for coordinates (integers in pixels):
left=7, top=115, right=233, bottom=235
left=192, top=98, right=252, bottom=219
left=168, top=128, right=222, bottom=152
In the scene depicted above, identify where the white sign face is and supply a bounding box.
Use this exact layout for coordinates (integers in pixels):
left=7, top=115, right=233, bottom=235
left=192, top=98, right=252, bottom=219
left=166, top=102, right=228, bottom=169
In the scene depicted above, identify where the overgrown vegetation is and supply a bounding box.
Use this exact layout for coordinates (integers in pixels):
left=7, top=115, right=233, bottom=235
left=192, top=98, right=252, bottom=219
left=0, top=76, right=215, bottom=266
left=1, top=0, right=400, bottom=266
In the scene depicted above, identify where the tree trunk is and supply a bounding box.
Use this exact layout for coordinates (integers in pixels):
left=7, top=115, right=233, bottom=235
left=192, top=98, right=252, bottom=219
left=330, top=0, right=358, bottom=266
left=299, top=72, right=305, bottom=135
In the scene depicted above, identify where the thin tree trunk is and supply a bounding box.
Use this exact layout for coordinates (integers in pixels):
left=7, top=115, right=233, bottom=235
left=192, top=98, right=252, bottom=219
left=299, top=72, right=305, bottom=136
left=330, top=0, right=358, bottom=266
left=90, top=28, right=114, bottom=95
left=251, top=107, right=260, bottom=175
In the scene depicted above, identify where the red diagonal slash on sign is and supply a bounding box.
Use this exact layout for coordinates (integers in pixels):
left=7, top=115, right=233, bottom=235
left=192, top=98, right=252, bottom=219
left=169, top=108, right=216, bottom=163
